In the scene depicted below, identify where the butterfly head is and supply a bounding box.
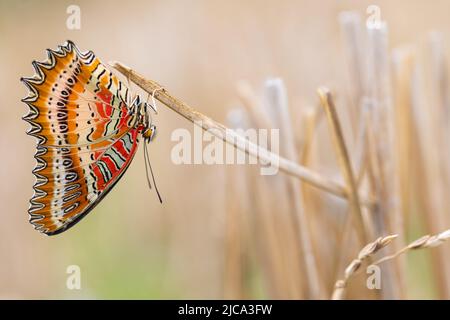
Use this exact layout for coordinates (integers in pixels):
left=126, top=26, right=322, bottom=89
left=133, top=95, right=158, bottom=143
left=143, top=124, right=157, bottom=142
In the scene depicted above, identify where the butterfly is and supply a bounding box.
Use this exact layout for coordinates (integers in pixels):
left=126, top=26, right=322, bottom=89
left=22, top=40, right=161, bottom=236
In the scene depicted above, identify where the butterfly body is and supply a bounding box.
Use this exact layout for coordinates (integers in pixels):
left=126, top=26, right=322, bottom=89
left=22, top=41, right=157, bottom=235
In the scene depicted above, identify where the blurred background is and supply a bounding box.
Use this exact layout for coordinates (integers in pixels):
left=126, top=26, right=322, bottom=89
left=1, top=0, right=450, bottom=299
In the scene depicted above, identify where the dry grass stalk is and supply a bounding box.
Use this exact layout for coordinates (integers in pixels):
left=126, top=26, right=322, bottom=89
left=258, top=138, right=306, bottom=297
left=391, top=48, right=422, bottom=299
left=234, top=81, right=324, bottom=298
left=240, top=81, right=330, bottom=298
left=392, top=48, right=415, bottom=244
left=232, top=107, right=304, bottom=299
left=264, top=79, right=321, bottom=299
left=363, top=108, right=402, bottom=299
left=224, top=112, right=247, bottom=299
left=331, top=235, right=398, bottom=300
left=354, top=105, right=370, bottom=188
left=317, top=88, right=369, bottom=246
left=299, top=106, right=323, bottom=164
left=111, top=61, right=372, bottom=206
left=336, top=13, right=378, bottom=298
left=415, top=33, right=450, bottom=297
left=365, top=23, right=405, bottom=299
left=240, top=83, right=308, bottom=299
left=223, top=167, right=245, bottom=299
left=318, top=88, right=379, bottom=298
left=338, top=11, right=365, bottom=137
left=298, top=106, right=333, bottom=291
left=230, top=104, right=305, bottom=299
left=393, top=46, right=450, bottom=298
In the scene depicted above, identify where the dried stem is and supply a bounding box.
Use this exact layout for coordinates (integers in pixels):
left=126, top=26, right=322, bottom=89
left=242, top=107, right=304, bottom=299
left=224, top=115, right=246, bottom=298
left=393, top=47, right=450, bottom=298
left=264, top=79, right=321, bottom=299
left=111, top=61, right=372, bottom=206
left=338, top=11, right=365, bottom=138
left=317, top=88, right=370, bottom=246
left=366, top=23, right=405, bottom=299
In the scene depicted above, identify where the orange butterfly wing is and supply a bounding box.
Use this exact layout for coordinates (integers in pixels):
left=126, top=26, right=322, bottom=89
left=22, top=41, right=142, bottom=235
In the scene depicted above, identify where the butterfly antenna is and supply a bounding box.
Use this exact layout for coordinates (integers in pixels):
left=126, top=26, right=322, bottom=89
left=143, top=142, right=153, bottom=190
left=144, top=142, right=163, bottom=203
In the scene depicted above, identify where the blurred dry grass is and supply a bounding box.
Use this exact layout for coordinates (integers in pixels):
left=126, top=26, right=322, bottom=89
left=1, top=0, right=450, bottom=299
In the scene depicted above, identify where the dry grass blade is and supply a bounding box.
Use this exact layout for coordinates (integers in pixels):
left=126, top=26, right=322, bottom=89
left=110, top=61, right=372, bottom=205
left=317, top=87, right=370, bottom=246
left=264, top=79, right=321, bottom=299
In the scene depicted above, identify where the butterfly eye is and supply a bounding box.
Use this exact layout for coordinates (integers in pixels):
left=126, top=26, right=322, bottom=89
left=143, top=125, right=157, bottom=141
left=150, top=126, right=157, bottom=140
